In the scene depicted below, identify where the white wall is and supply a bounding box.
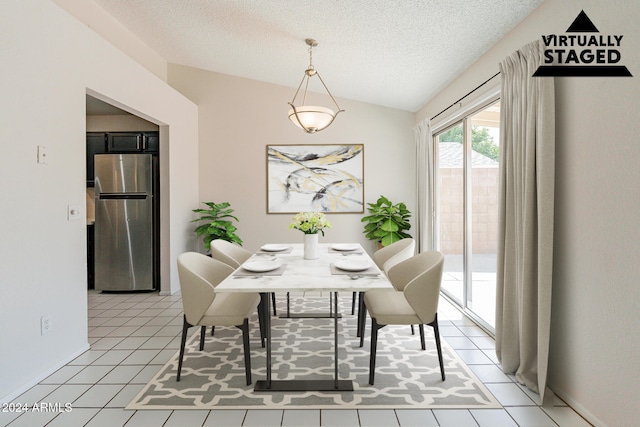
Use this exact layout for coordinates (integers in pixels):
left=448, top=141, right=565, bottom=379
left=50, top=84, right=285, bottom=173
left=86, top=114, right=159, bottom=132
left=167, top=65, right=416, bottom=255
left=418, top=1, right=640, bottom=425
left=52, top=0, right=167, bottom=81
left=0, top=0, right=199, bottom=401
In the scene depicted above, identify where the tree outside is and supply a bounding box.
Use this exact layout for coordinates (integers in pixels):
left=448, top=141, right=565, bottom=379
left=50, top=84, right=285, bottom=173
left=438, top=126, right=499, bottom=161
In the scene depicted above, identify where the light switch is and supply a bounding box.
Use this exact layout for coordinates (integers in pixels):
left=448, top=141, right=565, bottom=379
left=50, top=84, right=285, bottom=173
left=37, top=145, right=48, bottom=164
left=68, top=204, right=82, bottom=221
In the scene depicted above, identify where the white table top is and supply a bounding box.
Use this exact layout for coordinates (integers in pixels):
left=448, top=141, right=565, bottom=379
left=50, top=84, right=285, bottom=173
left=215, top=243, right=393, bottom=293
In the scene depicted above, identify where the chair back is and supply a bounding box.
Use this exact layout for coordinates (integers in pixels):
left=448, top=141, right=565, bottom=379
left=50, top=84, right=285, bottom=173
left=210, top=239, right=252, bottom=268
left=381, top=240, right=416, bottom=277
left=387, top=251, right=444, bottom=324
left=372, top=239, right=415, bottom=278
left=177, top=252, right=234, bottom=325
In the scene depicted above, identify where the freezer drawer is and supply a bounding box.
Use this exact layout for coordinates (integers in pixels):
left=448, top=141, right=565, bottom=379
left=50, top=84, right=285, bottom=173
left=95, top=197, right=154, bottom=291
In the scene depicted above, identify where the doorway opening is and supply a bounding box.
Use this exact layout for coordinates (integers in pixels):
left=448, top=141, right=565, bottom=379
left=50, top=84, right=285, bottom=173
left=85, top=94, right=161, bottom=293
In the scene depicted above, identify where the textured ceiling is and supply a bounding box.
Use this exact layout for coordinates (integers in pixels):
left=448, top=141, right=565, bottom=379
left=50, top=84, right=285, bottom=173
left=92, top=0, right=543, bottom=112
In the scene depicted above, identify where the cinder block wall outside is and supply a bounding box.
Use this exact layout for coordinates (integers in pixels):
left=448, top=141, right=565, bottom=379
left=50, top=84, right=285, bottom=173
left=439, top=166, right=499, bottom=254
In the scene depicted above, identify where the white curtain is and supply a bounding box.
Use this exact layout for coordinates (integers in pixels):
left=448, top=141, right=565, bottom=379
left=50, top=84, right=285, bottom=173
left=414, top=119, right=436, bottom=252
left=495, top=39, right=555, bottom=401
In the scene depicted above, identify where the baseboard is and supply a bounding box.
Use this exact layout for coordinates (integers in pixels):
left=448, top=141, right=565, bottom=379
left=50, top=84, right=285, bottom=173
left=548, top=381, right=606, bottom=427
left=0, top=343, right=90, bottom=404
left=159, top=285, right=179, bottom=296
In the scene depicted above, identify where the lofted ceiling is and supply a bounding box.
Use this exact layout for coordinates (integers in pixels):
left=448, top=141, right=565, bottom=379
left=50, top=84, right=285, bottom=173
left=91, top=0, right=543, bottom=112
left=86, top=94, right=129, bottom=115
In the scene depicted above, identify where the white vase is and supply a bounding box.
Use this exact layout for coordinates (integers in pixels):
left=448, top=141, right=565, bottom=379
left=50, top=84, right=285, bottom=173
left=303, top=233, right=319, bottom=260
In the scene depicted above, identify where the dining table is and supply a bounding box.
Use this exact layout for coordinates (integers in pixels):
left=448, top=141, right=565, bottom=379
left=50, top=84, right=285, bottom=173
left=214, top=242, right=393, bottom=392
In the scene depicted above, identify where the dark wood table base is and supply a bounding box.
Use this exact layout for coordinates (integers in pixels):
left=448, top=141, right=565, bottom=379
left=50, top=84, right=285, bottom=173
left=256, top=291, right=354, bottom=392
left=254, top=379, right=353, bottom=392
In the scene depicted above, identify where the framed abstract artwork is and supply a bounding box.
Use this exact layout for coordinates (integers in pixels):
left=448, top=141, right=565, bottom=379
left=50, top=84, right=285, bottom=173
left=267, top=144, right=364, bottom=213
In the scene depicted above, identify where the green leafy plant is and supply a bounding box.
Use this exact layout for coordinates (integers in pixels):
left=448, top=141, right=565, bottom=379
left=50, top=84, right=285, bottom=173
left=361, top=196, right=412, bottom=247
left=192, top=201, right=242, bottom=250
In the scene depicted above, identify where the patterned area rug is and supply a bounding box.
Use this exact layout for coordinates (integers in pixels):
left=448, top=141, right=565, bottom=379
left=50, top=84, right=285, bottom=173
left=127, top=296, right=501, bottom=410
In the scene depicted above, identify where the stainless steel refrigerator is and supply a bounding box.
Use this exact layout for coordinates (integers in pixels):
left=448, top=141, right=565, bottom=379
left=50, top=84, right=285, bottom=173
left=94, top=154, right=155, bottom=291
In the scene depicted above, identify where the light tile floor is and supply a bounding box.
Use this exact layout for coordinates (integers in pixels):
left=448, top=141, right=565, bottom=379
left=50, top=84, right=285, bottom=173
left=1, top=291, right=592, bottom=427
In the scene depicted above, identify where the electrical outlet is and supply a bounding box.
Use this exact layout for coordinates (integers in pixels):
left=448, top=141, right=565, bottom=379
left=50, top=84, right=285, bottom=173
left=41, top=316, right=51, bottom=335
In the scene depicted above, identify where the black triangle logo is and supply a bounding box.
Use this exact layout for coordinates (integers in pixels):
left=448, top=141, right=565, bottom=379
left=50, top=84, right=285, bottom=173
left=566, top=10, right=599, bottom=32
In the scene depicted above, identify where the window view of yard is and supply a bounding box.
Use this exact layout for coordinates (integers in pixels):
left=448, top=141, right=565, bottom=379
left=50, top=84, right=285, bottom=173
left=436, top=101, right=500, bottom=330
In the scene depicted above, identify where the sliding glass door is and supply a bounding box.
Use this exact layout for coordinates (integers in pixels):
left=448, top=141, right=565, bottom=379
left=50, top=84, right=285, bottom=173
left=435, top=100, right=500, bottom=332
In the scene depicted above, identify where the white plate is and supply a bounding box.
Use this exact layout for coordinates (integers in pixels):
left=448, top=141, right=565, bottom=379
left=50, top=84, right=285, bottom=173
left=335, top=260, right=372, bottom=272
left=260, top=244, right=290, bottom=252
left=331, top=244, right=360, bottom=251
left=242, top=260, right=282, bottom=273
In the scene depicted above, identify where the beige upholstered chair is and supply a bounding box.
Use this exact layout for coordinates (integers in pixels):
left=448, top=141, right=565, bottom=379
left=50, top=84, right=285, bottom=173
left=210, top=239, right=252, bottom=268
left=355, top=238, right=415, bottom=332
left=361, top=251, right=445, bottom=385
left=210, top=239, right=277, bottom=316
left=176, top=252, right=261, bottom=385
left=373, top=238, right=416, bottom=274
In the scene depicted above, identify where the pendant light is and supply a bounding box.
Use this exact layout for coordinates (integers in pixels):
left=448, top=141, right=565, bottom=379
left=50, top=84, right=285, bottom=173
left=288, top=38, right=344, bottom=133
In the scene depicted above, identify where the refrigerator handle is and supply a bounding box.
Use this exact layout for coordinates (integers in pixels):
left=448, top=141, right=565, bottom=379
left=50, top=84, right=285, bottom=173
left=99, top=193, right=148, bottom=200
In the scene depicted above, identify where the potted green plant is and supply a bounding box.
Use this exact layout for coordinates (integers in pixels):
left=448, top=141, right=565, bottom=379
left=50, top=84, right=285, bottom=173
left=192, top=201, right=243, bottom=251
left=361, top=195, right=412, bottom=247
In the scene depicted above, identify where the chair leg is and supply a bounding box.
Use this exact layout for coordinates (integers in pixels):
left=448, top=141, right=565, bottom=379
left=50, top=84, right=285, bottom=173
left=359, top=298, right=366, bottom=347
left=199, top=326, right=207, bottom=351
left=369, top=318, right=385, bottom=385
left=411, top=324, right=415, bottom=335
left=286, top=292, right=290, bottom=317
left=257, top=298, right=266, bottom=348
left=211, top=326, right=215, bottom=336
left=351, top=291, right=356, bottom=315
left=430, top=314, right=445, bottom=381
left=236, top=319, right=252, bottom=385
left=177, top=316, right=191, bottom=382
left=419, top=324, right=426, bottom=350
left=271, top=293, right=277, bottom=316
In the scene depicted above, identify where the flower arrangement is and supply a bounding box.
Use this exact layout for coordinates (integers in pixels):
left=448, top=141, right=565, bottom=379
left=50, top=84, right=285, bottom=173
left=289, top=212, right=332, bottom=236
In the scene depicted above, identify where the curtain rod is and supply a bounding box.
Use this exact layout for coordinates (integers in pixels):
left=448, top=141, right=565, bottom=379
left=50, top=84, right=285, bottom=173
left=430, top=71, right=501, bottom=121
